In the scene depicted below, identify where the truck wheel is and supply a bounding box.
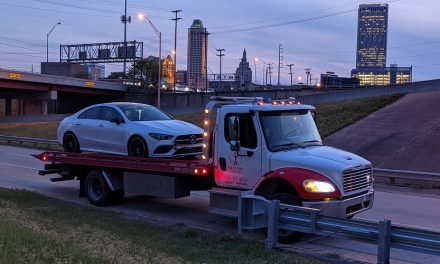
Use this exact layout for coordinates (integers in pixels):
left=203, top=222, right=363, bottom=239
left=267, top=192, right=302, bottom=244
left=63, top=132, right=80, bottom=153
left=128, top=136, right=149, bottom=157
left=85, top=170, right=111, bottom=206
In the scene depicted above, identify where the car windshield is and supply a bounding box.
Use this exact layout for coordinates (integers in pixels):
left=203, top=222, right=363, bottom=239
left=117, top=104, right=172, bottom=121
left=259, top=110, right=322, bottom=151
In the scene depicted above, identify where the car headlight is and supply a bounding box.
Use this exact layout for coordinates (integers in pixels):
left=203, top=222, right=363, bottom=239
left=303, top=180, right=335, bottom=193
left=149, top=133, right=173, bottom=140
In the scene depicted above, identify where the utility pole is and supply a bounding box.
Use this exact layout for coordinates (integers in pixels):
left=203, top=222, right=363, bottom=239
left=263, top=61, right=266, bottom=86
left=171, top=9, right=182, bottom=93
left=121, top=0, right=131, bottom=74
left=278, top=44, right=283, bottom=86
left=216, top=49, right=225, bottom=84
left=286, top=64, right=294, bottom=86
left=305, top=68, right=311, bottom=86
left=202, top=30, right=210, bottom=92
left=268, top=63, right=273, bottom=85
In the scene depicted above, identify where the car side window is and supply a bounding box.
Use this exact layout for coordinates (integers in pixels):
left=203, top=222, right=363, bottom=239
left=78, top=111, right=87, bottom=119
left=84, top=107, right=101, bottom=120
left=224, top=113, right=257, bottom=149
left=101, top=107, right=123, bottom=122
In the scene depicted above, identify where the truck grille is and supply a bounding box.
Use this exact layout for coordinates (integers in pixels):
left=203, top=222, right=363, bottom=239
left=174, top=134, right=203, bottom=145
left=343, top=167, right=373, bottom=193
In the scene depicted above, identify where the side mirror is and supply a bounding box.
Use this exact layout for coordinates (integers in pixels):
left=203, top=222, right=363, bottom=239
left=230, top=140, right=240, bottom=151
left=110, top=117, right=122, bottom=125
left=228, top=116, right=241, bottom=151
left=311, top=111, right=317, bottom=121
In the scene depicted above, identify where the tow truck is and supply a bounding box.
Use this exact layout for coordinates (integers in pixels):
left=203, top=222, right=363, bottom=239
left=34, top=96, right=374, bottom=242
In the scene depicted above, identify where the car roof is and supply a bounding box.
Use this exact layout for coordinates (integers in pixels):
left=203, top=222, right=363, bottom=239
left=88, top=102, right=154, bottom=108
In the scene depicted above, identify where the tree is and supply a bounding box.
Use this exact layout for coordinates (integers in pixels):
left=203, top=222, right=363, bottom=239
left=127, top=57, right=161, bottom=89
left=107, top=72, right=127, bottom=80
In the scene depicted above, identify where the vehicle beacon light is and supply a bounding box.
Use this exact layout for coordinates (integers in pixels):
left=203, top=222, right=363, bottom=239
left=303, top=180, right=335, bottom=193
left=194, top=168, right=208, bottom=175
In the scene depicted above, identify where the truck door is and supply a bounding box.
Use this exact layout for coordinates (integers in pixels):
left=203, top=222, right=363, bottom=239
left=215, top=110, right=262, bottom=189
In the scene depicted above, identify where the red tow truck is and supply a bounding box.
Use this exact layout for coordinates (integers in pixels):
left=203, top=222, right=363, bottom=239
left=35, top=96, right=374, bottom=242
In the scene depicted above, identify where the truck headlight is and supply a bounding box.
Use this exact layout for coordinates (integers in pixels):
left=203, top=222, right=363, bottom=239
left=303, top=180, right=335, bottom=193
left=149, top=133, right=173, bottom=140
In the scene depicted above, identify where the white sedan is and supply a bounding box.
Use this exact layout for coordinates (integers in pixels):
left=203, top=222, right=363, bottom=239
left=57, top=102, right=204, bottom=158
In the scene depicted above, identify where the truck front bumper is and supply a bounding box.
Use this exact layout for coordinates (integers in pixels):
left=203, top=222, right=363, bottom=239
left=301, top=189, right=374, bottom=218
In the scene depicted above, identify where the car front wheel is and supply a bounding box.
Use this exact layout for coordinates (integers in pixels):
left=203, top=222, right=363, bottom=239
left=63, top=132, right=80, bottom=153
left=128, top=136, right=149, bottom=157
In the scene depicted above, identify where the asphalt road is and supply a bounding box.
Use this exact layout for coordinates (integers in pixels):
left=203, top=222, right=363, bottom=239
left=0, top=144, right=439, bottom=264
left=325, top=91, right=440, bottom=173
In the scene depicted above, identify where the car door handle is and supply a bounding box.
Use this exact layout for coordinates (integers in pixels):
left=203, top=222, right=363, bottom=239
left=98, top=124, right=104, bottom=127
left=75, top=123, right=81, bottom=126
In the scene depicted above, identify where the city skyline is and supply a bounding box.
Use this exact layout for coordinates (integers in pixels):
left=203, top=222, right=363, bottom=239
left=0, top=0, right=439, bottom=84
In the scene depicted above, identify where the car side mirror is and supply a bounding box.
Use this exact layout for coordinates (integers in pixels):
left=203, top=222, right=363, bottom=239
left=311, top=111, right=317, bottom=121
left=110, top=117, right=122, bottom=125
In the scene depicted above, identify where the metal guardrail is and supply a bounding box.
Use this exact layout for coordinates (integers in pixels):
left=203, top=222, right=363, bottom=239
left=374, top=168, right=440, bottom=184
left=0, top=135, right=58, bottom=146
left=238, top=195, right=440, bottom=264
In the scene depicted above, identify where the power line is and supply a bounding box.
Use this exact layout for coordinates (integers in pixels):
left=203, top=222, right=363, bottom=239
left=212, top=0, right=400, bottom=35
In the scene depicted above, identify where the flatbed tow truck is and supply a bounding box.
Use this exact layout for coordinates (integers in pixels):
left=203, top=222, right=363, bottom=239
left=34, top=96, right=374, bottom=242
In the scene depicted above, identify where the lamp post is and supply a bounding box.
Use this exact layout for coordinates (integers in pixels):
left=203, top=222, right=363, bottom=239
left=138, top=14, right=162, bottom=108
left=46, top=22, right=61, bottom=63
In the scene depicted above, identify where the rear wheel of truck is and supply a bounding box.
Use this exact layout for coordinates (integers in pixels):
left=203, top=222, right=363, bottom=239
left=85, top=170, right=112, bottom=206
left=266, top=192, right=302, bottom=244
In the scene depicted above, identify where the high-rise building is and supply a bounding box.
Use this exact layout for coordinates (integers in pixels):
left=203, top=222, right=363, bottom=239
left=356, top=3, right=388, bottom=68
left=162, top=54, right=175, bottom=85
left=235, top=49, right=252, bottom=88
left=351, top=3, right=412, bottom=86
left=187, top=19, right=207, bottom=90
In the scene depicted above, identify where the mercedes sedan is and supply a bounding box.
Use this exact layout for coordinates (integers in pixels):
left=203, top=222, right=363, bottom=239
left=57, top=102, right=204, bottom=158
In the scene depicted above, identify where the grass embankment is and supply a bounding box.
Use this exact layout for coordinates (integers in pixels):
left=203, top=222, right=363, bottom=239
left=0, top=188, right=319, bottom=264
left=0, top=95, right=403, bottom=140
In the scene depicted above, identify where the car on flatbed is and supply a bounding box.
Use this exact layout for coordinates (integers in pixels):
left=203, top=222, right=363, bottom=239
left=57, top=102, right=204, bottom=158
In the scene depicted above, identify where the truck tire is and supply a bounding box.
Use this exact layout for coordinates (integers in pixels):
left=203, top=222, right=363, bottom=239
left=266, top=192, right=302, bottom=244
left=85, top=170, right=112, bottom=206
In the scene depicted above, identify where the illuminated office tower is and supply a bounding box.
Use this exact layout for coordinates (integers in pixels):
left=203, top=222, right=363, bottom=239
left=356, top=3, right=388, bottom=68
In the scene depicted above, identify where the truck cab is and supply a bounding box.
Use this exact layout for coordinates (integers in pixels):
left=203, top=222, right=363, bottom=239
left=203, top=97, right=374, bottom=219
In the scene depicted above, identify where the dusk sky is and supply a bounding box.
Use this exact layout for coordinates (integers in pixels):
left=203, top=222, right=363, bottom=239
left=1, top=0, right=439, bottom=84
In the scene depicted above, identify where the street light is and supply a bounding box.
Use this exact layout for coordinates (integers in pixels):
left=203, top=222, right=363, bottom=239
left=138, top=13, right=162, bottom=108
left=47, top=22, right=61, bottom=63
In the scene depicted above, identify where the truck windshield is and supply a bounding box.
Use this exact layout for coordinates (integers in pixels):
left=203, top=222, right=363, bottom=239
left=259, top=110, right=322, bottom=151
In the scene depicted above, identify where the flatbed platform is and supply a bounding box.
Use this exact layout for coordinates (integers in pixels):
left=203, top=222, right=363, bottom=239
left=33, top=152, right=207, bottom=176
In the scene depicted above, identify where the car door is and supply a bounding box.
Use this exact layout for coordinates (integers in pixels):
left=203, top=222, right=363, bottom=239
left=96, top=106, right=127, bottom=154
left=74, top=106, right=101, bottom=150
left=214, top=110, right=262, bottom=189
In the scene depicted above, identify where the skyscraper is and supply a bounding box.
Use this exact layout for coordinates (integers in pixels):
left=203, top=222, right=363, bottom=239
left=187, top=19, right=207, bottom=90
left=356, top=3, right=388, bottom=68
left=235, top=49, right=252, bottom=87
left=162, top=54, right=175, bottom=85
left=351, top=3, right=411, bottom=86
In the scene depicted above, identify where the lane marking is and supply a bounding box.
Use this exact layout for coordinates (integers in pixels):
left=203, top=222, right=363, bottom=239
left=0, top=152, right=35, bottom=158
left=0, top=162, right=39, bottom=171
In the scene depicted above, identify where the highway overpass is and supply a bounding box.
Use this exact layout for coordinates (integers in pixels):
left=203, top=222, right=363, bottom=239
left=0, top=68, right=127, bottom=116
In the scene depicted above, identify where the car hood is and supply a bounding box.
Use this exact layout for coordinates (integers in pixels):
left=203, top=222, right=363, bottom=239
left=133, top=120, right=203, bottom=135
left=270, top=145, right=371, bottom=184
